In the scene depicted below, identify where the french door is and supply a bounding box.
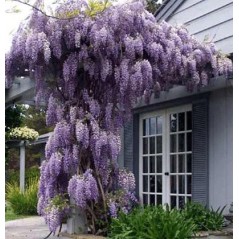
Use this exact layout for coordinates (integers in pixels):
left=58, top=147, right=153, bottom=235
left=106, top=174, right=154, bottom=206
left=139, top=105, right=192, bottom=209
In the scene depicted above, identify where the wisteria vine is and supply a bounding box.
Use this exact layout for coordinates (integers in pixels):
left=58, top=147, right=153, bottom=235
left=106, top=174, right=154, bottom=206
left=5, top=0, right=232, bottom=235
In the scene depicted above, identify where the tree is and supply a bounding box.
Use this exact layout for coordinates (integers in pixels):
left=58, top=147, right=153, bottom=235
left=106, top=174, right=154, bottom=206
left=146, top=0, right=162, bottom=14
left=5, top=0, right=232, bottom=235
left=5, top=105, right=25, bottom=133
left=23, top=105, right=53, bottom=135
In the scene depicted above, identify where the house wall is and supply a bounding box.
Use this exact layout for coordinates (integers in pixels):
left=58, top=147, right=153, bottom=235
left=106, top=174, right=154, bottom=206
left=208, top=87, right=233, bottom=211
left=122, top=1, right=233, bottom=209
left=154, top=0, right=233, bottom=210
left=156, top=0, right=233, bottom=54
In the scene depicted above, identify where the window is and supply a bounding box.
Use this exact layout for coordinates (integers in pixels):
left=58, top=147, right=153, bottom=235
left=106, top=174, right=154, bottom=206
left=139, top=105, right=192, bottom=209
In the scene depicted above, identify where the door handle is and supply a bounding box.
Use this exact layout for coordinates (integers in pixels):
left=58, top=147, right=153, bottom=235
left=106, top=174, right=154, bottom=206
left=164, top=172, right=169, bottom=176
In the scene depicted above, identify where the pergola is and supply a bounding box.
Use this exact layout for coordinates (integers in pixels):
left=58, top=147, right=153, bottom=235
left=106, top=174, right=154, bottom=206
left=5, top=77, right=50, bottom=192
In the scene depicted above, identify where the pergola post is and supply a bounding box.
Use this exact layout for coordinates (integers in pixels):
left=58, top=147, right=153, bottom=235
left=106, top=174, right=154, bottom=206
left=19, top=140, right=25, bottom=193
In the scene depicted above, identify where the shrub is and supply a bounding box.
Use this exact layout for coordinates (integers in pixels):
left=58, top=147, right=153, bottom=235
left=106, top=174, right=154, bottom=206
left=108, top=205, right=196, bottom=239
left=6, top=167, right=40, bottom=186
left=182, top=202, right=226, bottom=231
left=6, top=177, right=39, bottom=215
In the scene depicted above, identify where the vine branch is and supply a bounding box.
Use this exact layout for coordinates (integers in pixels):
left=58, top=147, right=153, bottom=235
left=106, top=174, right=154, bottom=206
left=12, top=0, right=77, bottom=20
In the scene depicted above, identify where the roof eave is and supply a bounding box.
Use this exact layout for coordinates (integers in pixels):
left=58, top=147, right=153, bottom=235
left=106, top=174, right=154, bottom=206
left=154, top=0, right=186, bottom=22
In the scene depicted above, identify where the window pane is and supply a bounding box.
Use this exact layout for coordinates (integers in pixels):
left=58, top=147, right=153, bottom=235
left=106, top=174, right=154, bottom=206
left=178, top=112, right=185, bottom=131
left=143, top=194, right=148, bottom=204
left=187, top=154, right=192, bottom=173
left=156, top=156, right=162, bottom=173
left=149, top=137, right=155, bottom=154
left=170, top=155, right=177, bottom=173
left=178, top=133, right=185, bottom=152
left=170, top=114, right=177, bottom=132
left=143, top=157, right=148, bottom=173
left=143, top=138, right=148, bottom=154
left=156, top=136, right=162, bottom=154
left=170, top=135, right=177, bottom=152
left=149, top=118, right=156, bottom=135
left=171, top=196, right=177, bottom=209
left=179, top=196, right=185, bottom=208
left=150, top=156, right=155, bottom=173
left=150, top=176, right=155, bottom=192
left=170, top=175, right=177, bottom=193
left=178, top=154, right=185, bottom=173
left=143, top=118, right=149, bottom=136
left=156, top=176, right=162, bottom=193
left=150, top=195, right=155, bottom=205
left=187, top=175, right=192, bottom=194
left=157, top=195, right=162, bottom=205
left=143, top=176, right=148, bottom=192
left=156, top=117, right=162, bottom=134
left=179, top=176, right=185, bottom=194
left=187, top=111, right=192, bottom=130
left=187, top=133, right=192, bottom=151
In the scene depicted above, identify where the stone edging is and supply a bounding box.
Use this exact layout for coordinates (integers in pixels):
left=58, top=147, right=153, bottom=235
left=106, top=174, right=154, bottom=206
left=192, top=228, right=233, bottom=238
left=60, top=232, right=106, bottom=239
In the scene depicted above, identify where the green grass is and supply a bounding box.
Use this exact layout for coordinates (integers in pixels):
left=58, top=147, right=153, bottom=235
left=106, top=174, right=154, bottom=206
left=5, top=202, right=31, bottom=221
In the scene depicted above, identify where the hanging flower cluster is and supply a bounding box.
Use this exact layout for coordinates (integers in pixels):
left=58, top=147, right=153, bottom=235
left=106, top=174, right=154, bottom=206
left=5, top=0, right=232, bottom=235
left=106, top=169, right=138, bottom=218
left=118, top=169, right=136, bottom=192
left=40, top=194, right=70, bottom=234
left=6, top=126, right=39, bottom=141
left=68, top=169, right=99, bottom=208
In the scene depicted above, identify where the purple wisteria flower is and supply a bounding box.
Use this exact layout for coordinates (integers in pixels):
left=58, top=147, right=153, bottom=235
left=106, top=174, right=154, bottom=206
left=118, top=169, right=136, bottom=192
left=109, top=202, right=117, bottom=218
left=68, top=170, right=99, bottom=208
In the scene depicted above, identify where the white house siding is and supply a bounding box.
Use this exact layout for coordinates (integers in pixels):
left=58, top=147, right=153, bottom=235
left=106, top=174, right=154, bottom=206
left=160, top=0, right=233, bottom=54
left=208, top=87, right=233, bottom=211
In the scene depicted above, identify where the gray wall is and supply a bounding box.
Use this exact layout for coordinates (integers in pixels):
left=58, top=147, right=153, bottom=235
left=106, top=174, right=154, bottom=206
left=157, top=0, right=233, bottom=54
left=209, top=87, right=233, bottom=211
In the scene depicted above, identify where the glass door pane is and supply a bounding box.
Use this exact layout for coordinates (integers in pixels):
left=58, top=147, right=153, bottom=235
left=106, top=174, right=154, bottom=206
left=141, top=115, right=163, bottom=206
left=169, top=110, right=192, bottom=209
